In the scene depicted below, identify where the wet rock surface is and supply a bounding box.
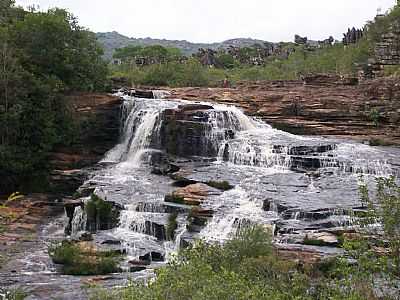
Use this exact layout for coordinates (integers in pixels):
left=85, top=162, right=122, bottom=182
left=1, top=91, right=400, bottom=299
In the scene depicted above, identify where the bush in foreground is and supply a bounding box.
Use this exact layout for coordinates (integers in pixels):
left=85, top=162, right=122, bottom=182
left=90, top=223, right=400, bottom=300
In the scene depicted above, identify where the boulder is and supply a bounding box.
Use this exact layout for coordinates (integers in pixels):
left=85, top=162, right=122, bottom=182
left=144, top=220, right=166, bottom=241
left=132, top=89, right=154, bottom=99
left=130, top=266, right=147, bottom=272
left=177, top=104, right=214, bottom=111
left=101, top=239, right=121, bottom=245
left=275, top=244, right=324, bottom=265
left=129, top=259, right=151, bottom=266
left=139, top=251, right=164, bottom=262
left=158, top=104, right=236, bottom=157
left=78, top=232, right=93, bottom=242
left=166, top=183, right=219, bottom=206
left=303, top=232, right=339, bottom=246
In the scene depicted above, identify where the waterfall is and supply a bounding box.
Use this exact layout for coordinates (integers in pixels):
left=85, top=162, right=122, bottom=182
left=71, top=207, right=87, bottom=238
left=88, top=92, right=397, bottom=268
left=320, top=143, right=394, bottom=176
left=164, top=219, right=187, bottom=260
left=209, top=105, right=257, bottom=132
left=119, top=210, right=149, bottom=234
left=124, top=110, right=160, bottom=166
left=103, top=96, right=178, bottom=166
left=199, top=186, right=270, bottom=242
left=219, top=137, right=292, bottom=169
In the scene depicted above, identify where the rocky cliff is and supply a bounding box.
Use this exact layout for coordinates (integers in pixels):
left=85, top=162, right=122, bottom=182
left=49, top=93, right=122, bottom=195
left=0, top=93, right=122, bottom=266
left=166, top=77, right=400, bottom=146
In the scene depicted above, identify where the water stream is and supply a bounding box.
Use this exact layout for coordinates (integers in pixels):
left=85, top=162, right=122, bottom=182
left=1, top=91, right=399, bottom=299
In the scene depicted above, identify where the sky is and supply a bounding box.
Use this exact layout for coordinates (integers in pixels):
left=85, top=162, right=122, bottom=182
left=15, top=0, right=397, bottom=43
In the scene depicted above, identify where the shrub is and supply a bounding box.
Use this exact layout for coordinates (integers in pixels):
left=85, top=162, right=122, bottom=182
left=0, top=288, right=27, bottom=300
left=368, top=108, right=381, bottom=127
left=92, top=215, right=400, bottom=300
left=359, top=176, right=400, bottom=275
left=49, top=240, right=120, bottom=275
left=85, top=194, right=119, bottom=231
left=166, top=212, right=178, bottom=240
left=205, top=180, right=234, bottom=191
left=164, top=194, right=185, bottom=204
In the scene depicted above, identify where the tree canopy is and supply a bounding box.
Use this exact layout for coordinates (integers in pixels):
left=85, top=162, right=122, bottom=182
left=113, top=44, right=182, bottom=63
left=0, top=2, right=108, bottom=193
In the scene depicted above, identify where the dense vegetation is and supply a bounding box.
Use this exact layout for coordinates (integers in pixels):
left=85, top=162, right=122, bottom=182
left=110, top=44, right=369, bottom=87
left=113, top=45, right=182, bottom=64
left=110, top=3, right=400, bottom=87
left=0, top=1, right=108, bottom=193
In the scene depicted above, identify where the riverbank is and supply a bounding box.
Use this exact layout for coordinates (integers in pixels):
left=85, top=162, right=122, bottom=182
left=0, top=93, right=122, bottom=294
left=1, top=80, right=399, bottom=299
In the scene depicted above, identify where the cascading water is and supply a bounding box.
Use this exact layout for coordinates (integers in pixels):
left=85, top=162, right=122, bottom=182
left=103, top=97, right=174, bottom=165
left=70, top=206, right=87, bottom=238
left=73, top=91, right=399, bottom=270
left=4, top=92, right=399, bottom=300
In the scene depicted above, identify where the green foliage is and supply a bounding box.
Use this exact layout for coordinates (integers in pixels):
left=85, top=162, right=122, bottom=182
left=359, top=176, right=400, bottom=275
left=368, top=108, right=381, bottom=127
left=109, top=3, right=400, bottom=87
left=49, top=240, right=120, bottom=275
left=0, top=287, right=27, bottom=300
left=164, top=194, right=185, bottom=204
left=11, top=8, right=107, bottom=91
left=85, top=194, right=118, bottom=231
left=0, top=3, right=108, bottom=193
left=111, top=42, right=372, bottom=87
left=93, top=220, right=400, bottom=300
left=0, top=0, right=25, bottom=25
left=166, top=212, right=178, bottom=240
left=113, top=44, right=182, bottom=63
left=215, top=53, right=237, bottom=69
left=142, top=60, right=209, bottom=87
left=206, top=180, right=234, bottom=191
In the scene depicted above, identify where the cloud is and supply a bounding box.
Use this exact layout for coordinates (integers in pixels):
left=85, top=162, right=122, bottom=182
left=15, top=0, right=396, bottom=42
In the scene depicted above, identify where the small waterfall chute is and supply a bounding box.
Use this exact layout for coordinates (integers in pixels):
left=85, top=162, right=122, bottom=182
left=71, top=206, right=87, bottom=238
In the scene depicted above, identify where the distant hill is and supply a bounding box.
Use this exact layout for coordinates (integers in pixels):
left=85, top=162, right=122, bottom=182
left=96, top=31, right=272, bottom=59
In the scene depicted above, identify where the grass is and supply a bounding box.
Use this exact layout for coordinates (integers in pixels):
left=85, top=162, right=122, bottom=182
left=0, top=288, right=27, bottom=300
left=164, top=194, right=185, bottom=204
left=369, top=138, right=393, bottom=146
left=49, top=241, right=120, bottom=275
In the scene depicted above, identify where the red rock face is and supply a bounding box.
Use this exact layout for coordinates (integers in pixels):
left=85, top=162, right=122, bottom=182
left=49, top=93, right=122, bottom=194
left=1, top=93, right=123, bottom=268
left=166, top=78, right=400, bottom=146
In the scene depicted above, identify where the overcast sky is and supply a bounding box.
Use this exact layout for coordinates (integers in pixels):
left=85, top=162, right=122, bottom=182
left=15, top=0, right=396, bottom=43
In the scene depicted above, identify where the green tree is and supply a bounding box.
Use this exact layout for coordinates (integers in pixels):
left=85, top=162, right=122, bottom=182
left=0, top=3, right=109, bottom=193
left=11, top=8, right=107, bottom=91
